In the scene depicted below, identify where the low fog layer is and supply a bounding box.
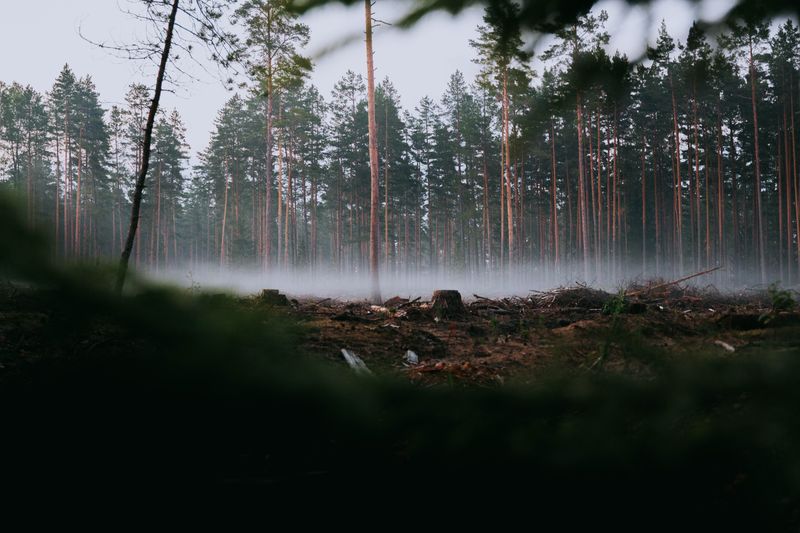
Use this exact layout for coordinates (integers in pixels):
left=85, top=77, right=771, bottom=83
left=145, top=263, right=753, bottom=301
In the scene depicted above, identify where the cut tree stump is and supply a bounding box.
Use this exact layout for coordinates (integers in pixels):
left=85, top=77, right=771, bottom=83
left=431, top=290, right=466, bottom=319
left=256, top=289, right=290, bottom=307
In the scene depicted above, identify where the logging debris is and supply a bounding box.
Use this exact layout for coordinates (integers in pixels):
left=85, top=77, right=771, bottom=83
left=289, top=283, right=800, bottom=386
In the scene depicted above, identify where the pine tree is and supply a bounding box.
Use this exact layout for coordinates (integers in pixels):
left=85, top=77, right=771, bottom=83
left=470, top=0, right=532, bottom=268
left=720, top=15, right=771, bottom=283
left=234, top=0, right=310, bottom=269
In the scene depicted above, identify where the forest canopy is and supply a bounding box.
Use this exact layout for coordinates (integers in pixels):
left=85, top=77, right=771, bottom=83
left=1, top=1, right=800, bottom=287
left=290, top=0, right=800, bottom=34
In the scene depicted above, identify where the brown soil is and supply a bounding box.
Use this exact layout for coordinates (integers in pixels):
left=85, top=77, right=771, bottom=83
left=289, top=284, right=800, bottom=385
left=2, top=282, right=798, bottom=388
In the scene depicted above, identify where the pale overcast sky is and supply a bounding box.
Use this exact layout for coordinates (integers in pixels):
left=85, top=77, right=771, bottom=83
left=1, top=0, right=738, bottom=161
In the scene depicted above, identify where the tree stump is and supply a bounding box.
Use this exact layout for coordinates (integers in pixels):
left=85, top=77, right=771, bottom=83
left=256, top=289, right=289, bottom=307
left=431, top=290, right=466, bottom=319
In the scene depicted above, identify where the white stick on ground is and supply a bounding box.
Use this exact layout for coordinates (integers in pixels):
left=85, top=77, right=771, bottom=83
left=714, top=340, right=736, bottom=353
left=341, top=348, right=373, bottom=376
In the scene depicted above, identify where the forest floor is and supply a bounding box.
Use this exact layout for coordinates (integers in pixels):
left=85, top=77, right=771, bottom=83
left=282, top=281, right=800, bottom=386
left=4, top=277, right=800, bottom=524
left=2, top=280, right=800, bottom=387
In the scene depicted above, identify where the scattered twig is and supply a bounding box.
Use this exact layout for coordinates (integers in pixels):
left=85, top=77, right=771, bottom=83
left=625, top=266, right=723, bottom=297
left=398, top=296, right=421, bottom=309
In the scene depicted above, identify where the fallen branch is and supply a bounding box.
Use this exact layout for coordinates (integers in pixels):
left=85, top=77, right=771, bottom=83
left=625, top=266, right=723, bottom=297
left=714, top=340, right=736, bottom=353
left=398, top=296, right=421, bottom=309
left=475, top=308, right=514, bottom=315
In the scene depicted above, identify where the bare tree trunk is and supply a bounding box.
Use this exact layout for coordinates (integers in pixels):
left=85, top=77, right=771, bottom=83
left=277, top=105, right=284, bottom=267
left=265, top=90, right=274, bottom=269
left=612, top=106, right=619, bottom=277
left=482, top=151, right=490, bottom=270
left=606, top=114, right=612, bottom=273
left=692, top=86, right=701, bottom=271
left=791, top=74, right=800, bottom=274
left=155, top=160, right=162, bottom=270
left=55, top=135, right=60, bottom=252
left=779, top=127, right=785, bottom=280
left=783, top=100, right=792, bottom=281
left=748, top=37, right=766, bottom=283
left=593, top=110, right=601, bottom=276
left=26, top=134, right=33, bottom=225
left=729, top=131, right=740, bottom=284
left=384, top=100, right=390, bottom=270
left=311, top=172, right=317, bottom=268
left=576, top=91, right=589, bottom=280
left=716, top=105, right=724, bottom=272
left=704, top=139, right=711, bottom=268
left=172, top=206, right=178, bottom=267
left=499, top=130, right=505, bottom=270
left=641, top=135, right=646, bottom=275
left=503, top=69, right=514, bottom=266
left=670, top=73, right=684, bottom=275
left=74, top=129, right=83, bottom=258
left=365, top=0, right=381, bottom=303
left=220, top=157, right=230, bottom=268
left=284, top=140, right=292, bottom=268
left=517, top=158, right=523, bottom=265
left=565, top=160, right=573, bottom=266
left=116, top=0, right=179, bottom=293
left=550, top=121, right=559, bottom=271
left=588, top=111, right=595, bottom=271
left=64, top=111, right=70, bottom=258
left=653, top=143, right=661, bottom=275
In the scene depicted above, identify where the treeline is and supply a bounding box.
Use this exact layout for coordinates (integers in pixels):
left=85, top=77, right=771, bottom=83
left=2, top=5, right=800, bottom=286
left=0, top=70, right=188, bottom=267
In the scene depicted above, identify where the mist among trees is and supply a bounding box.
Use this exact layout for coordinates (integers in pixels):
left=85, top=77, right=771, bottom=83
left=2, top=4, right=800, bottom=289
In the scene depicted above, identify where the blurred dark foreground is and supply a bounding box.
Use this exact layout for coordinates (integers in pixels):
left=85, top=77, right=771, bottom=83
left=1, top=193, right=799, bottom=529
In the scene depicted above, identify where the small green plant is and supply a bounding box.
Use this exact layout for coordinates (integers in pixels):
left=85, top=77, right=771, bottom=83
left=768, top=282, right=795, bottom=312
left=603, top=290, right=627, bottom=316
left=760, top=283, right=796, bottom=325
left=518, top=318, right=530, bottom=341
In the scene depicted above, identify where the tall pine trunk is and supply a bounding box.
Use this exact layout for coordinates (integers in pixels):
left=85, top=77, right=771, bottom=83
left=550, top=121, right=559, bottom=270
left=670, top=73, right=684, bottom=275
left=365, top=0, right=381, bottom=303
left=576, top=91, right=589, bottom=280
left=748, top=37, right=766, bottom=283
left=503, top=69, right=514, bottom=267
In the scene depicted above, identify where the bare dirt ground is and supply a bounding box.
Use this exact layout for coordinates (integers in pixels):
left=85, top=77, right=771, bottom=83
left=2, top=281, right=799, bottom=387
left=279, top=282, right=800, bottom=385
